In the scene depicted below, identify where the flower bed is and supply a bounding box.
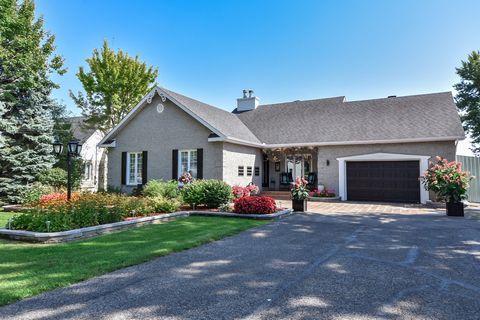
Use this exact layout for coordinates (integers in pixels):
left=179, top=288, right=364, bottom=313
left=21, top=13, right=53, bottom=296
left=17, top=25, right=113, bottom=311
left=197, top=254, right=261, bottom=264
left=4, top=180, right=288, bottom=233
left=309, top=188, right=336, bottom=198
left=7, top=191, right=184, bottom=231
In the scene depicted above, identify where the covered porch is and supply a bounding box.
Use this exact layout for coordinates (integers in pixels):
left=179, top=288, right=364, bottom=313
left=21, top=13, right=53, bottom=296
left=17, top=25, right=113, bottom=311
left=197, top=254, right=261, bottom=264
left=261, top=147, right=318, bottom=191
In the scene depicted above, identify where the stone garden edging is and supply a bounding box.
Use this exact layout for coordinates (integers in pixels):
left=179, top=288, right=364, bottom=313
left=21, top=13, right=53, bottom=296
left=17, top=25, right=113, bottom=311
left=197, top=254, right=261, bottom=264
left=0, top=208, right=293, bottom=243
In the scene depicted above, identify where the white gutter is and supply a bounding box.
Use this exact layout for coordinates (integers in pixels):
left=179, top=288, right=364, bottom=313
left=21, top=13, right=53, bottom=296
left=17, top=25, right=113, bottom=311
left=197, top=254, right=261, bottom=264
left=208, top=135, right=466, bottom=149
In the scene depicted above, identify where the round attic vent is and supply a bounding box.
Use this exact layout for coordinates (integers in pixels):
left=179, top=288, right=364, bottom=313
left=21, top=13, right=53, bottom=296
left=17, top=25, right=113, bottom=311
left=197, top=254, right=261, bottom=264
left=156, top=103, right=164, bottom=113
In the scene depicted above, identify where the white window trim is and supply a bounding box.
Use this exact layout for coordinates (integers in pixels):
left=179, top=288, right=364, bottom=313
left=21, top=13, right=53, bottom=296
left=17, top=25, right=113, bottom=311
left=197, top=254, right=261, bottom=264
left=84, top=161, right=93, bottom=181
left=336, top=153, right=430, bottom=204
left=178, top=149, right=197, bottom=178
left=126, top=152, right=142, bottom=186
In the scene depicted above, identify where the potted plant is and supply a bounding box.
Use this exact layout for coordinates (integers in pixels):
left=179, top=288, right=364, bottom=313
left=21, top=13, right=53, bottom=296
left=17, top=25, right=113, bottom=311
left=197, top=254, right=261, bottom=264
left=421, top=156, right=473, bottom=216
left=291, top=177, right=309, bottom=211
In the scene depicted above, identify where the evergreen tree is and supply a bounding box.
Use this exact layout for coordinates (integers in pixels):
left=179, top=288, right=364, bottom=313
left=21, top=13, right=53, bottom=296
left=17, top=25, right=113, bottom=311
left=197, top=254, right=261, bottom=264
left=0, top=0, right=65, bottom=203
left=70, top=40, right=158, bottom=133
left=454, top=50, right=480, bottom=153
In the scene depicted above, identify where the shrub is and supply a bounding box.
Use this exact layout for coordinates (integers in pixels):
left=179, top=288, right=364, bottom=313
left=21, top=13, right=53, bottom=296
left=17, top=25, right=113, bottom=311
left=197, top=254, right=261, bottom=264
left=37, top=168, right=68, bottom=191
left=181, top=182, right=204, bottom=207
left=114, top=195, right=153, bottom=217
left=150, top=197, right=180, bottom=213
left=421, top=156, right=473, bottom=203
left=233, top=196, right=277, bottom=214
left=218, top=203, right=232, bottom=212
left=21, top=183, right=54, bottom=205
left=182, top=179, right=232, bottom=208
left=232, top=183, right=259, bottom=199
left=143, top=180, right=180, bottom=199
left=201, top=180, right=233, bottom=208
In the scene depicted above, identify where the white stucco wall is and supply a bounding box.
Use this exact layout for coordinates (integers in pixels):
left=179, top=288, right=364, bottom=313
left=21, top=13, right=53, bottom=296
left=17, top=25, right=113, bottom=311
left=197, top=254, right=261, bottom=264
left=222, top=142, right=263, bottom=188
left=107, top=95, right=224, bottom=192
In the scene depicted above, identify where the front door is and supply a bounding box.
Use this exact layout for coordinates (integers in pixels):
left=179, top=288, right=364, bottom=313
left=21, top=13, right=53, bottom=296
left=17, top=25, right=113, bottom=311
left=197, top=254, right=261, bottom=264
left=286, top=155, right=312, bottom=181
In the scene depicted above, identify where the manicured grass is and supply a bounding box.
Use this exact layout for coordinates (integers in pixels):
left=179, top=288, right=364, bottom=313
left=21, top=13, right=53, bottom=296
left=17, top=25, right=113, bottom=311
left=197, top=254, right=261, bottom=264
left=0, top=216, right=268, bottom=306
left=0, top=212, right=17, bottom=228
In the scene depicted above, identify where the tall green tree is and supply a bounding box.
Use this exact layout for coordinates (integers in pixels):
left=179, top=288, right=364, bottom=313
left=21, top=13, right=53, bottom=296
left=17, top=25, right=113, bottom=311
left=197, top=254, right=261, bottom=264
left=455, top=50, right=480, bottom=153
left=0, top=0, right=66, bottom=203
left=70, top=40, right=158, bottom=133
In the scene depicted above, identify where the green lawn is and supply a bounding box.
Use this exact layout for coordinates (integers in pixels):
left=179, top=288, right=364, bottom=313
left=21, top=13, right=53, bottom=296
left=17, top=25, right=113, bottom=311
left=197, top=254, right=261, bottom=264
left=0, top=216, right=268, bottom=306
left=0, top=212, right=17, bottom=228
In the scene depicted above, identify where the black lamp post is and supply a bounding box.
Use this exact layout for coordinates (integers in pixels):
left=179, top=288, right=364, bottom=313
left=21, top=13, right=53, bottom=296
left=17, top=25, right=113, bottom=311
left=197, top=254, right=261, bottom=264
left=53, top=139, right=82, bottom=201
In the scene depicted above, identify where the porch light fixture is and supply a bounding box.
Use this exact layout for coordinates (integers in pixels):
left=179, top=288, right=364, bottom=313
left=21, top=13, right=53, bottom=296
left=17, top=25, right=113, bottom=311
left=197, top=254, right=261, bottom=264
left=326, top=160, right=330, bottom=166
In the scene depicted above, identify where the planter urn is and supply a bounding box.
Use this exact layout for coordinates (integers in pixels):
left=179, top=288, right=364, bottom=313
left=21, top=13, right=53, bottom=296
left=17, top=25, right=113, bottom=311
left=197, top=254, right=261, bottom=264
left=292, top=199, right=307, bottom=212
left=446, top=202, right=464, bottom=217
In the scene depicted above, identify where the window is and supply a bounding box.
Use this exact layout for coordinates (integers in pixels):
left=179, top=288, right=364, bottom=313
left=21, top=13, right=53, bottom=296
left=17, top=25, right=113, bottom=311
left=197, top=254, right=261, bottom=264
left=84, top=161, right=92, bottom=180
left=247, top=166, right=252, bottom=176
left=254, top=167, right=260, bottom=176
left=179, top=150, right=197, bottom=178
left=127, top=152, right=143, bottom=185
left=238, top=166, right=244, bottom=176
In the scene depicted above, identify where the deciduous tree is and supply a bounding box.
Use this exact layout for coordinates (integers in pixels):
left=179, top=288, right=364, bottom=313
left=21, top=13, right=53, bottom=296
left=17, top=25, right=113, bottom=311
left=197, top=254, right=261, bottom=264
left=455, top=50, right=480, bottom=153
left=70, top=40, right=158, bottom=132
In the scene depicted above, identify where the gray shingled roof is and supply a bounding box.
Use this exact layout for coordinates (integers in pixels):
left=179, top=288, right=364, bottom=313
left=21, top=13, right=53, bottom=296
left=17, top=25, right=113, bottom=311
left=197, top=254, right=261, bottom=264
left=102, top=88, right=464, bottom=147
left=162, top=88, right=262, bottom=144
left=67, top=117, right=97, bottom=143
left=236, top=92, right=465, bottom=144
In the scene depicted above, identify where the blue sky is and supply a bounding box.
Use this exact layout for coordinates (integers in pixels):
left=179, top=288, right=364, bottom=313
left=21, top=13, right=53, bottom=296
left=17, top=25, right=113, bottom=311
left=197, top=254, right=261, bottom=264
left=36, top=0, right=480, bottom=115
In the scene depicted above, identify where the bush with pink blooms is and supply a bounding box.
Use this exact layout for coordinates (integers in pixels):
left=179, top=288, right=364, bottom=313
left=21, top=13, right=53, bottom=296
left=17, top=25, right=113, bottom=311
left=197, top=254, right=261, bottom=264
left=232, top=183, right=259, bottom=199
left=421, top=156, right=473, bottom=203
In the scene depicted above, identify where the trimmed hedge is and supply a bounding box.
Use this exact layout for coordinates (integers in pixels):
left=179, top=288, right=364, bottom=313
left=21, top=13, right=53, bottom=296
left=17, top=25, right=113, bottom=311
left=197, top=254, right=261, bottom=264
left=182, top=179, right=232, bottom=208
left=233, top=196, right=277, bottom=214
left=143, top=180, right=181, bottom=199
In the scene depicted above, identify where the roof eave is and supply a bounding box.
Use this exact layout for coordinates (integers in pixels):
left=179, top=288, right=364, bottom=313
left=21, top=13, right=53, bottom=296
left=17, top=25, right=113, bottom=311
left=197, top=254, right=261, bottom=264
left=99, top=86, right=227, bottom=145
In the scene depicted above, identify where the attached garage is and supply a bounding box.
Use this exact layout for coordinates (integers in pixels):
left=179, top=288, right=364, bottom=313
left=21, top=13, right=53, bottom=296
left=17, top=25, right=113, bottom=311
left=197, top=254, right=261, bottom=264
left=346, top=161, right=420, bottom=203
left=337, top=153, right=430, bottom=204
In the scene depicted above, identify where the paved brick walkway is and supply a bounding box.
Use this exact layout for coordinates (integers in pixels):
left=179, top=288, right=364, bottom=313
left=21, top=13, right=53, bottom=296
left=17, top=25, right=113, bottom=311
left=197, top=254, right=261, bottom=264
left=276, top=200, right=439, bottom=215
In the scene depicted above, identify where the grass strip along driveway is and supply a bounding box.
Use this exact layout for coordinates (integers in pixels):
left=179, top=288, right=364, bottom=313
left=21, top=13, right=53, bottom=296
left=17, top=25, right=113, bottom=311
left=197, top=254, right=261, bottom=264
left=0, top=216, right=267, bottom=306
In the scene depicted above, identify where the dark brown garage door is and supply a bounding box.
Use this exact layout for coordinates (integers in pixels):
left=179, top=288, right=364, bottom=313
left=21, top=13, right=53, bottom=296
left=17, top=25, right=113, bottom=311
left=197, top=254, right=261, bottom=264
left=346, top=161, right=420, bottom=203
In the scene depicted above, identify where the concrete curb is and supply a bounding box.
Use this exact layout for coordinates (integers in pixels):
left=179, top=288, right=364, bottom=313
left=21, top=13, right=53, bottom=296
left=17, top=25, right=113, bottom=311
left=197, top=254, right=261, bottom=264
left=0, top=209, right=293, bottom=243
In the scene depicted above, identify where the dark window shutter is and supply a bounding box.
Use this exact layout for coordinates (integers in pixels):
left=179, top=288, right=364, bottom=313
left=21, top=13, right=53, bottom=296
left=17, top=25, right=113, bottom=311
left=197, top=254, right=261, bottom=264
left=197, top=148, right=203, bottom=179
left=172, top=149, right=178, bottom=180
left=142, top=151, right=148, bottom=185
left=121, top=152, right=127, bottom=185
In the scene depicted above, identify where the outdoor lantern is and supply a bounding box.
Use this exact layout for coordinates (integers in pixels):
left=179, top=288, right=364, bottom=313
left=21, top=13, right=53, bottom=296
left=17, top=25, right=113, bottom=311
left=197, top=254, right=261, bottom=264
left=76, top=143, right=83, bottom=156
left=52, top=139, right=63, bottom=155
left=67, top=140, right=79, bottom=154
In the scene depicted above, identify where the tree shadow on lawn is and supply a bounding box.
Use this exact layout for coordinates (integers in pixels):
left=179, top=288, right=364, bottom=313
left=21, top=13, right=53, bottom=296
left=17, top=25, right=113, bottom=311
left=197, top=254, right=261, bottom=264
left=0, top=217, right=266, bottom=307
left=1, top=212, right=480, bottom=319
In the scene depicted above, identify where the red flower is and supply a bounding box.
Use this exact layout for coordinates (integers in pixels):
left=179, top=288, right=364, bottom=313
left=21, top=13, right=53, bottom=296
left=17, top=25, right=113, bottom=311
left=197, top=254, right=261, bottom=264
left=233, top=196, right=277, bottom=214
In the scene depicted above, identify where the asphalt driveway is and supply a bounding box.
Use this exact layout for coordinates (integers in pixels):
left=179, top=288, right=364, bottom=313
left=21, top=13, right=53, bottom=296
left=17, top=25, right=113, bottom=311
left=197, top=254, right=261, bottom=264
left=1, top=211, right=480, bottom=319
